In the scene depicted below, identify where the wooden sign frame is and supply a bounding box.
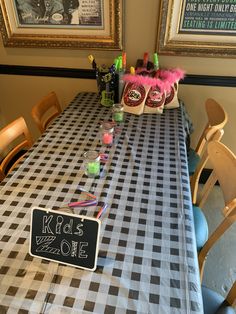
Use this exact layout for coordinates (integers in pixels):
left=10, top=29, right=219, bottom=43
left=30, top=207, right=101, bottom=271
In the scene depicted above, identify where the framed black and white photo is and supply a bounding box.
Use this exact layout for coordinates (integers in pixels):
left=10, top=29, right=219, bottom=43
left=0, top=0, right=123, bottom=50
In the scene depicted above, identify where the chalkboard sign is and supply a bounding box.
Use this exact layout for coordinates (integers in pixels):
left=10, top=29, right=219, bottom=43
left=30, top=207, right=101, bottom=271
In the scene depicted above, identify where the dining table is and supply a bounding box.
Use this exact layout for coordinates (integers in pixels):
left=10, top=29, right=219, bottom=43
left=0, top=92, right=203, bottom=313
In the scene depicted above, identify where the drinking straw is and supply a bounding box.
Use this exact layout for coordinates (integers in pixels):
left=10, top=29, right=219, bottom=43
left=122, top=52, right=127, bottom=72
left=114, top=58, right=119, bottom=71
left=99, top=153, right=108, bottom=163
left=143, top=52, right=149, bottom=68
left=77, top=186, right=97, bottom=199
left=96, top=203, right=108, bottom=219
left=153, top=53, right=159, bottom=70
left=130, top=66, right=135, bottom=75
left=68, top=200, right=98, bottom=207
left=88, top=55, right=97, bottom=70
left=117, top=56, right=123, bottom=71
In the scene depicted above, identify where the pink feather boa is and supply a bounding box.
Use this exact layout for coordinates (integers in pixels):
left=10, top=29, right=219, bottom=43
left=123, top=68, right=185, bottom=93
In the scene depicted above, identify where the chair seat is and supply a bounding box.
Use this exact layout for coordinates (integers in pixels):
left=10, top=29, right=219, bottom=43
left=188, top=148, right=200, bottom=175
left=202, top=285, right=235, bottom=314
left=192, top=205, right=209, bottom=251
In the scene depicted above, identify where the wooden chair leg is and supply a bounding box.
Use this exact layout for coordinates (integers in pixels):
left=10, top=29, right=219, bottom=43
left=226, top=281, right=236, bottom=307
left=198, top=217, right=235, bottom=282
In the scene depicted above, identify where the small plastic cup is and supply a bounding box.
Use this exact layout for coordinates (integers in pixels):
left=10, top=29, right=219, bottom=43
left=83, top=151, right=100, bottom=178
left=100, top=121, right=114, bottom=146
left=112, top=104, right=124, bottom=123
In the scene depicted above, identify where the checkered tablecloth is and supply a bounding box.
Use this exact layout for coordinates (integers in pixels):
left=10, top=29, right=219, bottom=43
left=0, top=92, right=203, bottom=313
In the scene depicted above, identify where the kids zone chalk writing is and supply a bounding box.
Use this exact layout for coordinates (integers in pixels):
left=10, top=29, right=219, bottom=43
left=30, top=207, right=101, bottom=271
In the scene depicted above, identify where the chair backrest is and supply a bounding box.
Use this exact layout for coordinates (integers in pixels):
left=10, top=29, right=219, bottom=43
left=0, top=117, right=33, bottom=180
left=190, top=99, right=228, bottom=205
left=191, top=129, right=224, bottom=205
left=31, top=91, right=62, bottom=134
left=195, top=98, right=228, bottom=157
left=209, top=141, right=236, bottom=206
left=197, top=141, right=236, bottom=281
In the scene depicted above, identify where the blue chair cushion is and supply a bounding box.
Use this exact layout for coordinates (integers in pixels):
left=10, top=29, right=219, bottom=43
left=202, top=285, right=235, bottom=314
left=188, top=148, right=200, bottom=175
left=192, top=205, right=208, bottom=251
left=215, top=305, right=236, bottom=314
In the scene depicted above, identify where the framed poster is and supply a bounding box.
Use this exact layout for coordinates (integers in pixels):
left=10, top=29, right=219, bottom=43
left=157, top=0, right=236, bottom=57
left=0, top=0, right=123, bottom=50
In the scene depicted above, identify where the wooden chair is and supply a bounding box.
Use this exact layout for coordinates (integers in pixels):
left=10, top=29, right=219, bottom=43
left=0, top=117, right=33, bottom=181
left=31, top=91, right=61, bottom=134
left=191, top=141, right=236, bottom=281
left=202, top=281, right=236, bottom=314
left=188, top=98, right=228, bottom=176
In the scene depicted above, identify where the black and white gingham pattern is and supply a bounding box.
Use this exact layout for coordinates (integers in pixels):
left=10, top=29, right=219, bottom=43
left=0, top=92, right=203, bottom=313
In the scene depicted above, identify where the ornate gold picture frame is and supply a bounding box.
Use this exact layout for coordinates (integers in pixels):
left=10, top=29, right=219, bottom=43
left=157, top=0, right=236, bottom=57
left=0, top=0, right=123, bottom=50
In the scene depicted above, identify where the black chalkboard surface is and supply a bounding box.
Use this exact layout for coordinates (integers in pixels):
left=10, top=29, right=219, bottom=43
left=30, top=207, right=101, bottom=271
